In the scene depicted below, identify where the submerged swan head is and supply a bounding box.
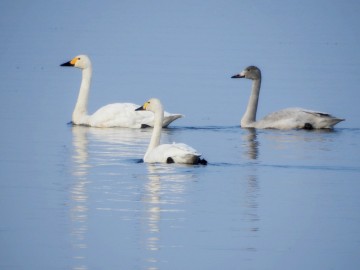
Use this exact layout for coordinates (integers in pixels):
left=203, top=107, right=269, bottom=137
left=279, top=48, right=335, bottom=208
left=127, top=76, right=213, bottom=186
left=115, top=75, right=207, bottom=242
left=60, top=54, right=91, bottom=70
left=135, top=98, right=163, bottom=113
left=232, top=65, right=261, bottom=80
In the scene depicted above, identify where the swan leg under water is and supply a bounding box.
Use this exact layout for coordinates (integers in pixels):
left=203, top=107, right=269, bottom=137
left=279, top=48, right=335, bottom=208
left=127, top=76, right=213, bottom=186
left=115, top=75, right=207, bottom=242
left=231, top=66, right=344, bottom=130
left=60, top=55, right=183, bottom=128
left=135, top=98, right=207, bottom=165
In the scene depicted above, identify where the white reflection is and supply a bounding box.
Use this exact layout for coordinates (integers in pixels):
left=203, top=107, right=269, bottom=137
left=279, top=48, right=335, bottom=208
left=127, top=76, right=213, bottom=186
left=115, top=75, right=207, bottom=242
left=71, top=126, right=90, bottom=270
left=70, top=126, right=197, bottom=270
left=142, top=164, right=195, bottom=270
left=70, top=126, right=156, bottom=270
left=75, top=126, right=151, bottom=163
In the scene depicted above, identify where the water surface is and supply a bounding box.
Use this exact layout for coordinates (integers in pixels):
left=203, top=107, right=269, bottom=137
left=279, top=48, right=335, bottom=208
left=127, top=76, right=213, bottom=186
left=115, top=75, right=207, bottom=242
left=1, top=1, right=360, bottom=269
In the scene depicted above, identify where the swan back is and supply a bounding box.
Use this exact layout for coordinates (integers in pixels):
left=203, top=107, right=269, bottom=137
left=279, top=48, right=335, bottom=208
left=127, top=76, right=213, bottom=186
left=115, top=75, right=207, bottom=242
left=144, top=143, right=202, bottom=164
left=254, top=108, right=344, bottom=129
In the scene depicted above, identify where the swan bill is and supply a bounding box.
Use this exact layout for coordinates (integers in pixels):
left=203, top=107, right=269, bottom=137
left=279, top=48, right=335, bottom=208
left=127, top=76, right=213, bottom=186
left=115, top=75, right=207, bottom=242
left=60, top=57, right=79, bottom=67
left=231, top=74, right=245, bottom=79
left=135, top=101, right=150, bottom=111
left=135, top=105, right=145, bottom=111
left=60, top=60, right=74, bottom=67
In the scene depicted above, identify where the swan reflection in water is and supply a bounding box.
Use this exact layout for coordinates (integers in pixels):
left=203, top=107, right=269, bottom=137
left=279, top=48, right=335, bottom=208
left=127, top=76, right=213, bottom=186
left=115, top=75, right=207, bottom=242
left=142, top=163, right=197, bottom=270
left=241, top=128, right=259, bottom=161
left=70, top=125, right=191, bottom=270
left=240, top=128, right=260, bottom=255
left=238, top=127, right=337, bottom=257
left=70, top=126, right=91, bottom=270
left=69, top=126, right=154, bottom=270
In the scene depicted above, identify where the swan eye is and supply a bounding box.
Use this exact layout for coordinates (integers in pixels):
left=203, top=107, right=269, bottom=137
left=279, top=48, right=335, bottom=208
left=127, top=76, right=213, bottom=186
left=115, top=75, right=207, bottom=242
left=78, top=57, right=81, bottom=60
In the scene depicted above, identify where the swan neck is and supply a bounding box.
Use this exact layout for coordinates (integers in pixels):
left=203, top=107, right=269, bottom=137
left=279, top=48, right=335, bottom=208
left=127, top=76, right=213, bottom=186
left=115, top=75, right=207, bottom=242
left=145, top=106, right=164, bottom=158
left=241, top=78, right=261, bottom=127
left=73, top=67, right=92, bottom=123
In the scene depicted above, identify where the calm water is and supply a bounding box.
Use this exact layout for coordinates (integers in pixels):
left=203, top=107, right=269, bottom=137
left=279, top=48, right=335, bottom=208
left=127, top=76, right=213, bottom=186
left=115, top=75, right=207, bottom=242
left=1, top=123, right=360, bottom=270
left=1, top=0, right=360, bottom=269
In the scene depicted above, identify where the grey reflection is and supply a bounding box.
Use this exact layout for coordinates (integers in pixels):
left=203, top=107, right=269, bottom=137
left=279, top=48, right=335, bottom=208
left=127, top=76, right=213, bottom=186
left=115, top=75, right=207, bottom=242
left=244, top=174, right=259, bottom=226
left=142, top=164, right=193, bottom=270
left=241, top=129, right=260, bottom=254
left=263, top=129, right=335, bottom=149
left=242, top=128, right=259, bottom=160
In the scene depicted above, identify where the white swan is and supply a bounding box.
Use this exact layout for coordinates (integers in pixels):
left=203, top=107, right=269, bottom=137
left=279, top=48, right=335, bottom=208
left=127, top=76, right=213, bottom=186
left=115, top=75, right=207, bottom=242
left=231, top=66, right=344, bottom=129
left=135, top=98, right=207, bottom=165
left=60, top=55, right=183, bottom=128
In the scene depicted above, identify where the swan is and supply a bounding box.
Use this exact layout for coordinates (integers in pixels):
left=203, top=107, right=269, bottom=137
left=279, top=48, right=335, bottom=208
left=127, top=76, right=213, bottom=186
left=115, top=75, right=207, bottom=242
left=60, top=55, right=183, bottom=128
left=231, top=66, right=344, bottom=129
left=135, top=98, right=207, bottom=165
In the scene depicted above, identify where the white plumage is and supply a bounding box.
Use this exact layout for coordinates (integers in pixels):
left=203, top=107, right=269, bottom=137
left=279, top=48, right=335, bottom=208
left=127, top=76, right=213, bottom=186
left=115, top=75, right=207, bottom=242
left=60, top=55, right=182, bottom=128
left=136, top=98, right=207, bottom=165
left=231, top=66, right=344, bottom=129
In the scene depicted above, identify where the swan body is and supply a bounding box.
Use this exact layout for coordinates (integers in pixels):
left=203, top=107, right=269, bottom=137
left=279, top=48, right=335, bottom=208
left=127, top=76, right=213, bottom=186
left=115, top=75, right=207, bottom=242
left=60, top=55, right=183, bottom=128
left=231, top=66, right=344, bottom=129
left=135, top=98, right=207, bottom=165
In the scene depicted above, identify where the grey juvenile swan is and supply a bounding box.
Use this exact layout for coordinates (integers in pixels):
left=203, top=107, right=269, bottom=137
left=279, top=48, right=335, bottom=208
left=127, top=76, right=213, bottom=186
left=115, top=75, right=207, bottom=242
left=231, top=66, right=344, bottom=129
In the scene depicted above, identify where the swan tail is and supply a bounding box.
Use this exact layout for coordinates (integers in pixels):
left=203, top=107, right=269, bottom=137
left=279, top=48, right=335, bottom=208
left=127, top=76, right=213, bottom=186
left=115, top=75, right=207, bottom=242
left=197, top=158, right=208, bottom=165
left=192, top=155, right=207, bottom=165
left=162, top=114, right=183, bottom=127
left=166, top=157, right=175, bottom=163
left=168, top=154, right=207, bottom=165
left=326, top=117, right=345, bottom=128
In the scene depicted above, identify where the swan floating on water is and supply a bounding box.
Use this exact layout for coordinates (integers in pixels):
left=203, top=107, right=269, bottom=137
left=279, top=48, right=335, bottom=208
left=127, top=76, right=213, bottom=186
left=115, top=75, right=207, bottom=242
left=231, top=66, right=344, bottom=129
left=135, top=98, right=207, bottom=165
left=60, top=55, right=183, bottom=128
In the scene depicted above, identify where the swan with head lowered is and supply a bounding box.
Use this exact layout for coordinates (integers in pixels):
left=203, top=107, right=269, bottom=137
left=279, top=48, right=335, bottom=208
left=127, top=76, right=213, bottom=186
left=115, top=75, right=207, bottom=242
left=231, top=66, right=344, bottom=129
left=135, top=98, right=207, bottom=165
left=60, top=55, right=183, bottom=128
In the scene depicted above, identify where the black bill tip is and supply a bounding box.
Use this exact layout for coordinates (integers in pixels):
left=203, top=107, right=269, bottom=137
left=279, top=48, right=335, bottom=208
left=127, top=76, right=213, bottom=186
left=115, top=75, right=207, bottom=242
left=60, top=61, right=73, bottom=67
left=135, top=106, right=145, bottom=111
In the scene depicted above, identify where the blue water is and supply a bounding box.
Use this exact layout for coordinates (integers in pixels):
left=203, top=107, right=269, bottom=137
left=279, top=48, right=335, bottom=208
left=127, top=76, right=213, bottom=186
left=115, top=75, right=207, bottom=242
left=1, top=1, right=360, bottom=269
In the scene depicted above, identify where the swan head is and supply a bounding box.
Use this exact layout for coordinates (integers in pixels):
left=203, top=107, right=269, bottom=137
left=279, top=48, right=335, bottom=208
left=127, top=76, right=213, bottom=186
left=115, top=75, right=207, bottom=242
left=60, top=55, right=91, bottom=69
left=135, top=98, right=163, bottom=113
left=231, top=66, right=261, bottom=80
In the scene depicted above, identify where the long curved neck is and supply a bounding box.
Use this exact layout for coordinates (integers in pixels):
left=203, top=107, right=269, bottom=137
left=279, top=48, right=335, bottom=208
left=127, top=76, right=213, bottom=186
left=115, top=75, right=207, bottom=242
left=145, top=106, right=164, bottom=158
left=241, top=78, right=261, bottom=127
left=73, top=67, right=92, bottom=124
